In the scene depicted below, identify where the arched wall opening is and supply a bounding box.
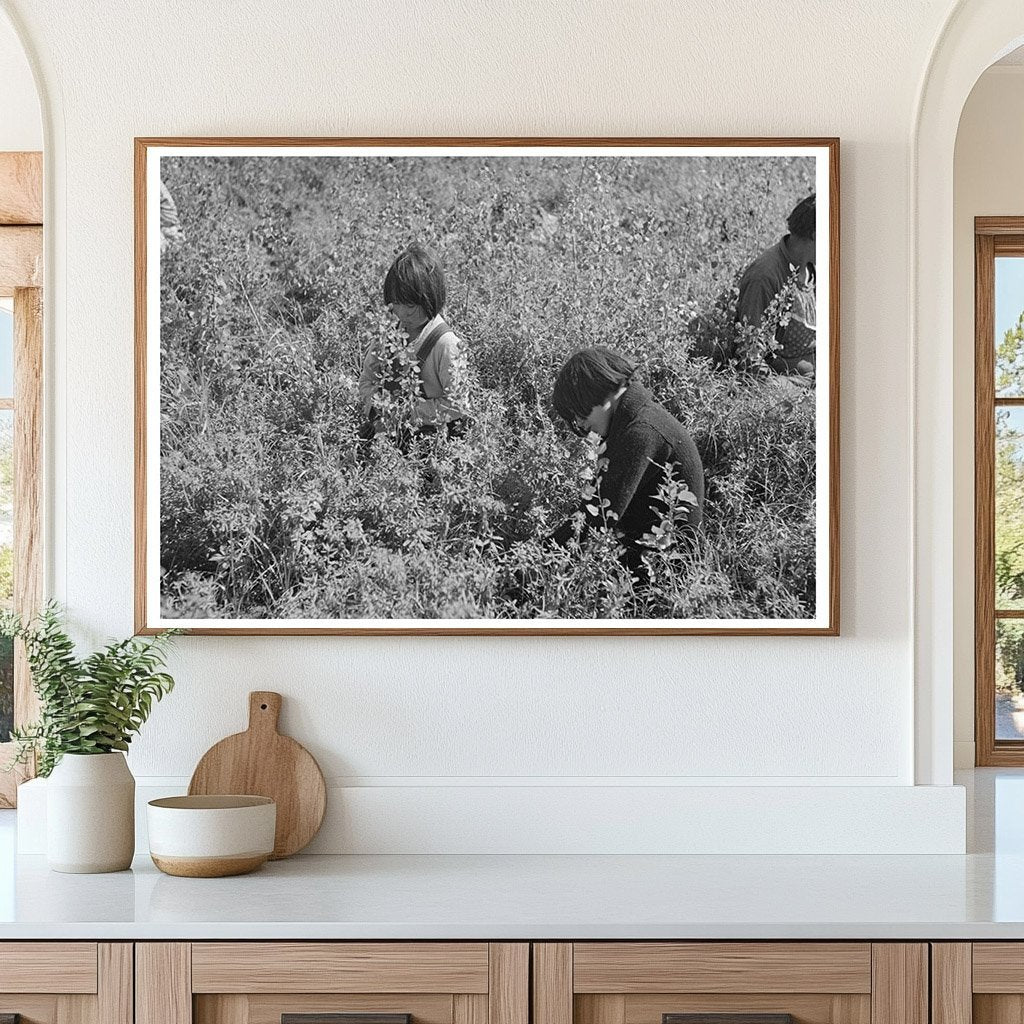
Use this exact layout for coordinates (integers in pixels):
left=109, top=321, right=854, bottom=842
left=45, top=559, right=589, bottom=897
left=952, top=47, right=1024, bottom=768
left=914, top=1, right=1024, bottom=784
left=0, top=0, right=997, bottom=852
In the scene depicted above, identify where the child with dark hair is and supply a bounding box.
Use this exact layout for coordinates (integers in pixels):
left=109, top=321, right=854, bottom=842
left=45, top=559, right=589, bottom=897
left=358, top=244, right=468, bottom=439
left=551, top=347, right=705, bottom=581
left=735, top=192, right=817, bottom=376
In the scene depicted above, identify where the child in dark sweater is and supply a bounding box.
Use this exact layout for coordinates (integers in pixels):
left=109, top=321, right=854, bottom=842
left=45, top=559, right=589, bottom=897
left=735, top=193, right=817, bottom=376
left=551, top=347, right=704, bottom=579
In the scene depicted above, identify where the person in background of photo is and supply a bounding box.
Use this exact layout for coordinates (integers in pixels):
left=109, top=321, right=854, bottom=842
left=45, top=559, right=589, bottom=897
left=735, top=192, right=817, bottom=377
left=159, top=181, right=184, bottom=254
left=551, top=347, right=704, bottom=582
left=358, top=243, right=469, bottom=445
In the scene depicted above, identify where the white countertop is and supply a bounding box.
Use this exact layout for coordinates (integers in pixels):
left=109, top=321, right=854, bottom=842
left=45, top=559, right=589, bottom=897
left=0, top=850, right=1020, bottom=941
left=1, top=769, right=1021, bottom=941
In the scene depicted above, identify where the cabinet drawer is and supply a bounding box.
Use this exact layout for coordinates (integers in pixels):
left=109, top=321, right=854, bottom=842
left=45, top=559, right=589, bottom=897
left=191, top=944, right=491, bottom=994
left=534, top=943, right=925, bottom=1024
left=570, top=943, right=872, bottom=1024
left=572, top=944, right=872, bottom=994
left=973, top=944, right=1024, bottom=992
left=0, top=942, right=98, bottom=993
left=139, top=942, right=528, bottom=1024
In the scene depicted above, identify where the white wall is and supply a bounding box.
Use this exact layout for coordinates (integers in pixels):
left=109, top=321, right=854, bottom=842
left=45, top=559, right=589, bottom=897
left=0, top=10, right=39, bottom=152
left=953, top=65, right=1024, bottom=767
left=2, top=0, right=972, bottom=852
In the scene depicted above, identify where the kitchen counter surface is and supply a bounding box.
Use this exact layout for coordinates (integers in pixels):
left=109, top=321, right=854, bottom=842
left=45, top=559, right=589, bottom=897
left=2, top=849, right=1024, bottom=940
left=1, top=768, right=1021, bottom=941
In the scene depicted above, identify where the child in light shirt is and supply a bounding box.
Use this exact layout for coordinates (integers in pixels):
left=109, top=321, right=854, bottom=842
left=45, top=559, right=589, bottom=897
left=358, top=244, right=468, bottom=440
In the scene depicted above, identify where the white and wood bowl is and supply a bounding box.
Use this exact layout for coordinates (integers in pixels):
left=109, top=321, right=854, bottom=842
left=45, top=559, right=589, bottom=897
left=147, top=795, right=276, bottom=877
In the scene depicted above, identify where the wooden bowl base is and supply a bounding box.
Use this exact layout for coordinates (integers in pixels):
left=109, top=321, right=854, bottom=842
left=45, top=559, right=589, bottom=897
left=151, top=853, right=268, bottom=878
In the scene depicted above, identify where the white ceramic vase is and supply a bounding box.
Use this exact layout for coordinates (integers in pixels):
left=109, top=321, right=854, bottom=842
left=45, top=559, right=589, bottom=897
left=46, top=752, right=135, bottom=873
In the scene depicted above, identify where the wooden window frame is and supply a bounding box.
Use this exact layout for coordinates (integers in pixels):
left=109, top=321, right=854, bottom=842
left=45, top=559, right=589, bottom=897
left=0, top=151, right=43, bottom=806
left=975, top=217, right=1024, bottom=765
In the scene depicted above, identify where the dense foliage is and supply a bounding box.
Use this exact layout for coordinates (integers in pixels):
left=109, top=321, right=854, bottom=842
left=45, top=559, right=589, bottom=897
left=160, top=155, right=819, bottom=621
left=996, top=312, right=1024, bottom=691
left=0, top=414, right=14, bottom=740
left=1, top=604, right=178, bottom=776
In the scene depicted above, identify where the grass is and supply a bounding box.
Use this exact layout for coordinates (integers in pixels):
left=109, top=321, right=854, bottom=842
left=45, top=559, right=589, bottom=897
left=158, top=152, right=818, bottom=621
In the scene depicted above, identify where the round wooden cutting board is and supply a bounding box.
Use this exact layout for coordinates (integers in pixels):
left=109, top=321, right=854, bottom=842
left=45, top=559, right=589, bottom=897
left=188, top=691, right=327, bottom=859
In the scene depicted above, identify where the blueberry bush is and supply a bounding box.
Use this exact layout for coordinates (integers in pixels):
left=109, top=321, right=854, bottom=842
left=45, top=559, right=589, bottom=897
left=158, top=154, right=818, bottom=621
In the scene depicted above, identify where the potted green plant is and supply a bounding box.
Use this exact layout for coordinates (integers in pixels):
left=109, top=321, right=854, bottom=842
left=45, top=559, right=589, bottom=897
left=2, top=603, right=179, bottom=873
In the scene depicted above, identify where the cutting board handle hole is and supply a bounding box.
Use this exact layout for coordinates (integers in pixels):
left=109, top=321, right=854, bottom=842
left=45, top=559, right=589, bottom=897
left=260, top=703, right=268, bottom=710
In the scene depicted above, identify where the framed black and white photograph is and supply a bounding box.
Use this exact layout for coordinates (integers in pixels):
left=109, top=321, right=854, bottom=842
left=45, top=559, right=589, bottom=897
left=135, top=137, right=839, bottom=635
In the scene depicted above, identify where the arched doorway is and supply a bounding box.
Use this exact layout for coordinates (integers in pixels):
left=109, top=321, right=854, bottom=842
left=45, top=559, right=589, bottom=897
left=913, top=1, right=1024, bottom=785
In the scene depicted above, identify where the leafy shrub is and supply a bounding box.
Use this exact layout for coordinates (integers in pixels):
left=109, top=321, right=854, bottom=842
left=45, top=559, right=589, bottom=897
left=1, top=604, right=178, bottom=776
left=158, top=154, right=818, bottom=620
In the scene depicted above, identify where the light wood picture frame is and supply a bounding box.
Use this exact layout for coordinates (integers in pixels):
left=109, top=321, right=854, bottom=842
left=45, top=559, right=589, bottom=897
left=135, top=137, right=839, bottom=636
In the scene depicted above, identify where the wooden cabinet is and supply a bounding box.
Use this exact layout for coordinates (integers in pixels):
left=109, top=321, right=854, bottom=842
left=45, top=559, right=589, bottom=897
left=932, top=943, right=1024, bottom=1024
left=532, top=944, right=928, bottom=1024
left=0, top=943, right=132, bottom=1024
left=135, top=944, right=528, bottom=1024
left=0, top=938, right=946, bottom=1024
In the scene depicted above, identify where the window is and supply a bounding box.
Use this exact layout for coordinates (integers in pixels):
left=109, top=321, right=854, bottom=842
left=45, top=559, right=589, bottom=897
left=0, top=302, right=13, bottom=745
left=0, top=151, right=43, bottom=806
left=976, top=219, right=1024, bottom=764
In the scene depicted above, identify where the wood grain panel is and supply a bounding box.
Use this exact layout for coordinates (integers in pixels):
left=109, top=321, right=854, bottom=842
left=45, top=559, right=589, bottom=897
left=573, top=944, right=871, bottom=994
left=0, top=152, right=42, bottom=225
left=975, top=995, right=1024, bottom=1024
left=622, top=993, right=869, bottom=1024
left=826, top=131, right=841, bottom=637
left=488, top=944, right=528, bottom=1024
left=98, top=945, right=132, bottom=1024
left=139, top=137, right=841, bottom=149
left=0, top=944, right=97, bottom=993
left=195, top=995, right=248, bottom=1024
left=973, top=945, right=1024, bottom=992
left=993, top=239, right=1024, bottom=258
left=830, top=995, right=872, bottom=1024
left=576, top=996, right=625, bottom=1024
left=931, top=945, right=971, bottom=1024
left=14, top=285, right=43, bottom=728
left=534, top=944, right=572, bottom=1024
left=56, top=994, right=95, bottom=1024
left=0, top=226, right=42, bottom=295
left=976, top=230, right=998, bottom=766
left=192, top=944, right=489, bottom=994
left=977, top=218, right=1024, bottom=237
left=133, top=135, right=148, bottom=634
left=870, top=945, right=927, bottom=1024
left=0, top=284, right=43, bottom=805
left=240, top=994, right=453, bottom=1024
left=136, top=943, right=192, bottom=1024
left=187, top=690, right=327, bottom=859
left=453, top=995, right=486, bottom=1024
left=0, top=995, right=59, bottom=1024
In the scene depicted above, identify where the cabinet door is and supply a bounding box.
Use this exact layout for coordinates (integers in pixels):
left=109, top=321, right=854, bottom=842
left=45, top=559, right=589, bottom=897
left=0, top=943, right=131, bottom=1024
left=137, top=943, right=528, bottom=1024
left=533, top=944, right=927, bottom=1024
left=943, top=942, right=1024, bottom=1024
